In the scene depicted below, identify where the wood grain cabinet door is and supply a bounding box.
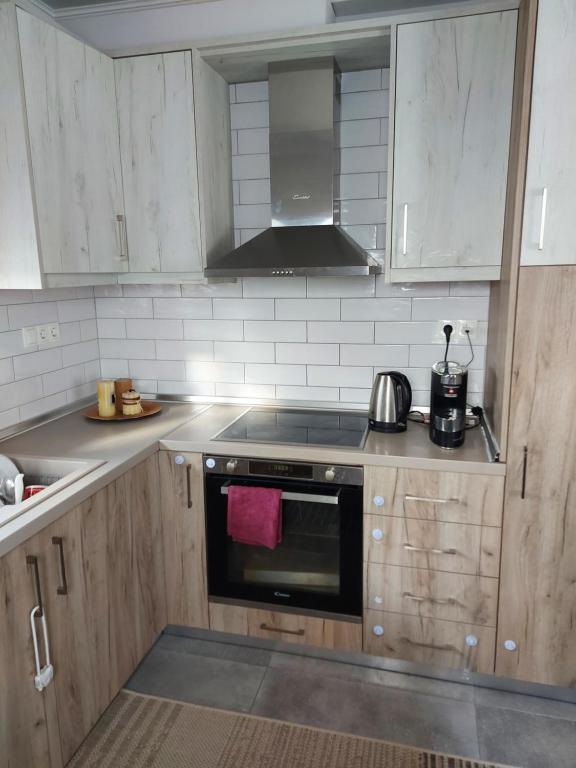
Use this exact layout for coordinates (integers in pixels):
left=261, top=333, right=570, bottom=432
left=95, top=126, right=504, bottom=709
left=159, top=451, right=209, bottom=629
left=521, top=1, right=576, bottom=265
left=0, top=533, right=63, bottom=768
left=391, top=11, right=516, bottom=281
left=115, top=52, right=203, bottom=275
left=16, top=8, right=126, bottom=275
left=496, top=267, right=576, bottom=686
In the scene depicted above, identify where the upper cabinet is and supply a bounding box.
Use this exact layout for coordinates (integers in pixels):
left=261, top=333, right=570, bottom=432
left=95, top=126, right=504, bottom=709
left=390, top=11, right=517, bottom=282
left=17, top=7, right=127, bottom=279
left=520, top=1, right=576, bottom=266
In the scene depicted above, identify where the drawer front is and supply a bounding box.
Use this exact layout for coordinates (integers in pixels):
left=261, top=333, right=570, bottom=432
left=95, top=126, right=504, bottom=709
left=364, top=610, right=495, bottom=674
left=365, top=515, right=501, bottom=577
left=365, top=466, right=504, bottom=526
left=365, top=563, right=498, bottom=626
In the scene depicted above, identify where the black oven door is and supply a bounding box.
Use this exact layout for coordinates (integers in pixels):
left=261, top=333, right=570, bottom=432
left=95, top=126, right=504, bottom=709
left=205, top=474, right=362, bottom=618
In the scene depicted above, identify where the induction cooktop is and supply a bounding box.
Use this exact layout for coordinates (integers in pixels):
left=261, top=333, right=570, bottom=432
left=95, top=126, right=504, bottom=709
left=213, top=407, right=368, bottom=449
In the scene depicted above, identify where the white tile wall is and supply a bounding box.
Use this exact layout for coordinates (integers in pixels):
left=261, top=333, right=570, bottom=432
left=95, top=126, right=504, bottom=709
left=0, top=287, right=100, bottom=431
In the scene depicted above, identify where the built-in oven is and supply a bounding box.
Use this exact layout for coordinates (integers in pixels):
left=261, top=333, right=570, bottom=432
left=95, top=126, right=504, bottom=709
left=204, top=455, right=363, bottom=619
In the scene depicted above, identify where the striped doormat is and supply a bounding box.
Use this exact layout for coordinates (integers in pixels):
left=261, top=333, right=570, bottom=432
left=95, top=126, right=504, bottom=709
left=69, top=690, right=517, bottom=768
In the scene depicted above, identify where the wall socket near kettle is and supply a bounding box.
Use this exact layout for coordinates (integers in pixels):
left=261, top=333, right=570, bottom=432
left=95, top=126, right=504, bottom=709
left=22, top=323, right=61, bottom=348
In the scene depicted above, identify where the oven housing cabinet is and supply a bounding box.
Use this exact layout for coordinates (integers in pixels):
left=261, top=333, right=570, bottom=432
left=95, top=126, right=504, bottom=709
left=204, top=455, right=363, bottom=619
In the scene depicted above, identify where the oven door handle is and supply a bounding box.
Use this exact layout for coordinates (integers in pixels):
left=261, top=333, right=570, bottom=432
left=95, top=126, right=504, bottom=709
left=220, top=486, right=341, bottom=506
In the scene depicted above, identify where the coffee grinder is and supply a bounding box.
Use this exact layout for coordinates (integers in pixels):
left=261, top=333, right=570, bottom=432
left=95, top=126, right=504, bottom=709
left=429, top=324, right=468, bottom=449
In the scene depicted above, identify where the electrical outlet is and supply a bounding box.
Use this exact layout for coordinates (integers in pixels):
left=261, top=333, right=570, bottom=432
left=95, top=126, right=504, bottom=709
left=36, top=323, right=60, bottom=346
left=435, top=320, right=455, bottom=341
left=22, top=326, right=38, bottom=348
left=457, top=319, right=478, bottom=339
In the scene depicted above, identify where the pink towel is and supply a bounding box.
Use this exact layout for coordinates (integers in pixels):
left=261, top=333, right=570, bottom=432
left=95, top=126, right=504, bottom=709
left=227, top=485, right=283, bottom=550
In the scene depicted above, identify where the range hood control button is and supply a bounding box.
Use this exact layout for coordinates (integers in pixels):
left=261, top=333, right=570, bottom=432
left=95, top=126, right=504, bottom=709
left=226, top=459, right=238, bottom=472
left=325, top=467, right=336, bottom=482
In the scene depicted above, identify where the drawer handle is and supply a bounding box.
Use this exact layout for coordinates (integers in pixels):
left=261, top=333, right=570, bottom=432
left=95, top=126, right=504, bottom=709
left=403, top=544, right=457, bottom=556
left=51, top=537, right=68, bottom=596
left=402, top=636, right=457, bottom=653
left=402, top=591, right=456, bottom=606
left=259, top=623, right=305, bottom=637
left=186, top=464, right=193, bottom=509
left=404, top=495, right=462, bottom=505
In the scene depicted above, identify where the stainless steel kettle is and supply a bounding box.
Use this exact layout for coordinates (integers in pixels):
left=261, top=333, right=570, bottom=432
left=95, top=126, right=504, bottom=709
left=368, top=371, right=412, bottom=433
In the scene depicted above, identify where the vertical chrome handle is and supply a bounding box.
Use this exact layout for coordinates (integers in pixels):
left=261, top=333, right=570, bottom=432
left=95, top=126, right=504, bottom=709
left=402, top=203, right=408, bottom=256
left=116, top=214, right=128, bottom=260
left=26, top=555, right=43, bottom=617
left=52, top=537, right=68, bottom=596
left=538, top=188, right=547, bottom=250
left=521, top=446, right=528, bottom=500
left=186, top=464, right=193, bottom=509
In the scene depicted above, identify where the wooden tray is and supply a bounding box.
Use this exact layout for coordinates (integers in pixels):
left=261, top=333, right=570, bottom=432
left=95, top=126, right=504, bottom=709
left=83, top=401, right=162, bottom=421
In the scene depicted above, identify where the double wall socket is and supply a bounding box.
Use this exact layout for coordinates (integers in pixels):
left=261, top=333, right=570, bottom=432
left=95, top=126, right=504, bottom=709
left=435, top=320, right=478, bottom=341
left=22, top=323, right=61, bottom=349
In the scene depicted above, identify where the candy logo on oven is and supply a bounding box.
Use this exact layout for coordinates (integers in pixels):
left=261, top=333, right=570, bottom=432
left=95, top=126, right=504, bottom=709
left=274, top=591, right=291, bottom=599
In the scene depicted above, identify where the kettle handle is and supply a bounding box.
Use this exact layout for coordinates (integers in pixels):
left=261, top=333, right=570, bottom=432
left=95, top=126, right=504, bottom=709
left=390, top=372, right=412, bottom=421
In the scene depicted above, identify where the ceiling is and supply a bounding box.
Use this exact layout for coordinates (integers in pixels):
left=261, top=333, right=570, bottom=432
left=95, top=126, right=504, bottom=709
left=331, top=0, right=482, bottom=17
left=42, top=0, right=211, bottom=10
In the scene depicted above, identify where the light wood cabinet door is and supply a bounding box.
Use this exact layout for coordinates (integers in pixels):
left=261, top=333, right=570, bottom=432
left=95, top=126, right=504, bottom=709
left=159, top=452, right=209, bottom=628
left=40, top=489, right=111, bottom=766
left=0, top=536, right=62, bottom=768
left=107, top=454, right=166, bottom=691
left=17, top=8, right=126, bottom=275
left=115, top=52, right=203, bottom=276
left=364, top=610, right=495, bottom=674
left=391, top=11, right=516, bottom=281
left=496, top=267, right=576, bottom=685
left=521, top=1, right=576, bottom=265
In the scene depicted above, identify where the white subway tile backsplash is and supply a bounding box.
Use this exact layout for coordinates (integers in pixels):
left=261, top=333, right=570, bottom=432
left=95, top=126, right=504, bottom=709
left=276, top=299, right=340, bottom=321
left=449, top=281, right=491, bottom=296
left=0, top=308, right=8, bottom=333
left=233, top=204, right=271, bottom=229
left=126, top=319, right=183, bottom=339
left=80, top=319, right=98, bottom=341
left=153, top=298, right=212, bottom=320
left=337, top=173, right=379, bottom=200
left=340, top=69, right=382, bottom=93
left=94, top=285, right=123, bottom=298
left=8, top=302, right=58, bottom=329
left=339, top=198, right=386, bottom=226
left=181, top=282, right=242, bottom=298
left=62, top=340, right=99, bottom=367
left=339, top=388, right=371, bottom=404
left=239, top=179, right=271, bottom=205
left=216, top=382, right=275, bottom=399
left=232, top=154, right=270, bottom=180
left=183, top=320, right=243, bottom=341
left=122, top=284, right=182, bottom=298
left=308, top=322, right=374, bottom=344
left=276, top=386, right=339, bottom=402
left=0, top=408, right=22, bottom=429
left=276, top=343, right=339, bottom=366
left=214, top=341, right=274, bottom=363
left=96, top=298, right=153, bottom=319
left=20, top=393, right=67, bottom=421
left=0, top=377, right=43, bottom=411
left=340, top=146, right=387, bottom=174
left=56, top=298, right=96, bottom=322
left=100, top=359, right=129, bottom=378
left=235, top=81, right=269, bottom=103
left=214, top=299, right=274, bottom=320
left=185, top=361, right=244, bottom=383
left=340, top=90, right=389, bottom=120
left=241, top=277, right=304, bottom=299
left=340, top=345, right=409, bottom=367
left=161, top=380, right=215, bottom=396
left=412, top=297, right=490, bottom=322
left=155, top=340, right=213, bottom=361
left=42, top=364, right=86, bottom=396
left=0, top=330, right=32, bottom=359
left=237, top=127, right=269, bottom=155
left=376, top=321, right=488, bottom=346
left=0, top=358, right=14, bottom=385
left=0, top=290, right=34, bottom=305
left=129, top=359, right=186, bottom=381
left=245, top=363, right=306, bottom=385
left=306, top=277, right=375, bottom=298
left=336, top=120, right=381, bottom=148
left=230, top=101, right=269, bottom=129
left=409, top=344, right=486, bottom=370
left=14, top=348, right=63, bottom=380
left=244, top=321, right=306, bottom=342
left=99, top=339, right=155, bottom=360
left=375, top=280, right=450, bottom=298
left=341, top=298, right=411, bottom=322
left=308, top=365, right=373, bottom=388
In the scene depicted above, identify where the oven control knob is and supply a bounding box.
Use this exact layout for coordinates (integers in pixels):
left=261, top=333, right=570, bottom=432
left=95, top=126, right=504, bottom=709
left=205, top=458, right=216, bottom=469
left=226, top=459, right=238, bottom=473
left=325, top=467, right=336, bottom=482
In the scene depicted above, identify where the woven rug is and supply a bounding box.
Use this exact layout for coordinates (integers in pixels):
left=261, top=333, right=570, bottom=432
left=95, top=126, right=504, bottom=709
left=69, top=690, right=516, bottom=768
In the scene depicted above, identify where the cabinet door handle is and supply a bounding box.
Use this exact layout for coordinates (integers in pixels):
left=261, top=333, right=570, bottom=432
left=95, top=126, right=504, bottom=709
left=538, top=187, right=548, bottom=250
left=259, top=623, right=305, bottom=637
left=186, top=464, right=193, bottom=509
left=404, top=494, right=461, bottom=505
left=26, top=555, right=44, bottom=618
left=51, top=537, right=68, bottom=596
left=402, top=591, right=456, bottom=606
left=402, top=636, right=456, bottom=653
left=402, top=203, right=408, bottom=255
left=521, top=446, right=528, bottom=500
left=116, top=214, right=128, bottom=260
left=403, top=543, right=457, bottom=556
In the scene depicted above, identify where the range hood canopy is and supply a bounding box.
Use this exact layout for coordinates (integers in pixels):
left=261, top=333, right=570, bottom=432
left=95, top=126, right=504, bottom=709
left=204, top=57, right=381, bottom=278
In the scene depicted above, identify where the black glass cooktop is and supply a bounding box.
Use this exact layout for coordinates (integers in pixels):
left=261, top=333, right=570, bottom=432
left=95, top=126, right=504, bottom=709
left=214, top=408, right=368, bottom=449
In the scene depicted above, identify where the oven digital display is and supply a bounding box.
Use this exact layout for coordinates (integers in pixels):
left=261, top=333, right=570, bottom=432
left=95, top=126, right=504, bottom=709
left=248, top=460, right=312, bottom=479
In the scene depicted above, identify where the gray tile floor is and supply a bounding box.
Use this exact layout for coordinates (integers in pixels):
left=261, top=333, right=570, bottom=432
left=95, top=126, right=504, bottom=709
left=126, top=630, right=576, bottom=768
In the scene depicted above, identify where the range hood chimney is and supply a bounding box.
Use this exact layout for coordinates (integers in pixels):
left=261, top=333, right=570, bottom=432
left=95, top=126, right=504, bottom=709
left=204, top=57, right=381, bottom=278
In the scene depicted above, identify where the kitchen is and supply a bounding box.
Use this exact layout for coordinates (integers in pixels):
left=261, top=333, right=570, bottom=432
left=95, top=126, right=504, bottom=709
left=0, top=0, right=574, bottom=766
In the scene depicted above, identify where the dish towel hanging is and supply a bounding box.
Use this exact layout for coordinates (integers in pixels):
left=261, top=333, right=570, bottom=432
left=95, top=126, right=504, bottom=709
left=227, top=485, right=283, bottom=550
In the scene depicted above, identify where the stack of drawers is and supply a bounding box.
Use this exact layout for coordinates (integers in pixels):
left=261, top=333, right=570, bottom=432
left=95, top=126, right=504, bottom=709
left=363, top=466, right=504, bottom=674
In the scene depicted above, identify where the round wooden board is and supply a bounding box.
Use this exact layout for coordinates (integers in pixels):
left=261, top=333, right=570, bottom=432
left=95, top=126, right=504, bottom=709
left=83, top=401, right=162, bottom=421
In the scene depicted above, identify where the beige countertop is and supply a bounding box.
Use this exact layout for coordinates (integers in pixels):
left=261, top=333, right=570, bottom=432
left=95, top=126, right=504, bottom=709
left=0, top=400, right=504, bottom=557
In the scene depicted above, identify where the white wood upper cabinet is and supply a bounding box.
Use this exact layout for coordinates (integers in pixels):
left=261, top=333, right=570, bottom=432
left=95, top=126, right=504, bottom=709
left=115, top=52, right=203, bottom=276
left=390, top=11, right=517, bottom=282
left=521, top=1, right=576, bottom=266
left=17, top=8, right=126, bottom=275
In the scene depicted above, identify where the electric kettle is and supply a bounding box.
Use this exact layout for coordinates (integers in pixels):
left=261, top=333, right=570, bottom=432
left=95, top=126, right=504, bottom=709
left=368, top=371, right=412, bottom=433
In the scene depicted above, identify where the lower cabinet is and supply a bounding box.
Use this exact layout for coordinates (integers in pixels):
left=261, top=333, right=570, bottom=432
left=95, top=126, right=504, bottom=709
left=0, top=454, right=166, bottom=767
left=209, top=603, right=362, bottom=653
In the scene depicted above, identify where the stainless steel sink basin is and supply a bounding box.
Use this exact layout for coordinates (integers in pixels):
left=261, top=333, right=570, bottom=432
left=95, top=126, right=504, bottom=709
left=0, top=455, right=105, bottom=528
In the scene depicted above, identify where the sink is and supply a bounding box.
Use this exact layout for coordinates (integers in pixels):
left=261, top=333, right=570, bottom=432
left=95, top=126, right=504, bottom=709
left=0, top=455, right=105, bottom=528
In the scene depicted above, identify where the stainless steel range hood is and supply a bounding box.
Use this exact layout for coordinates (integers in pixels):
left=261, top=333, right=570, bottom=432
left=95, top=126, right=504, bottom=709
left=204, top=58, right=381, bottom=278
